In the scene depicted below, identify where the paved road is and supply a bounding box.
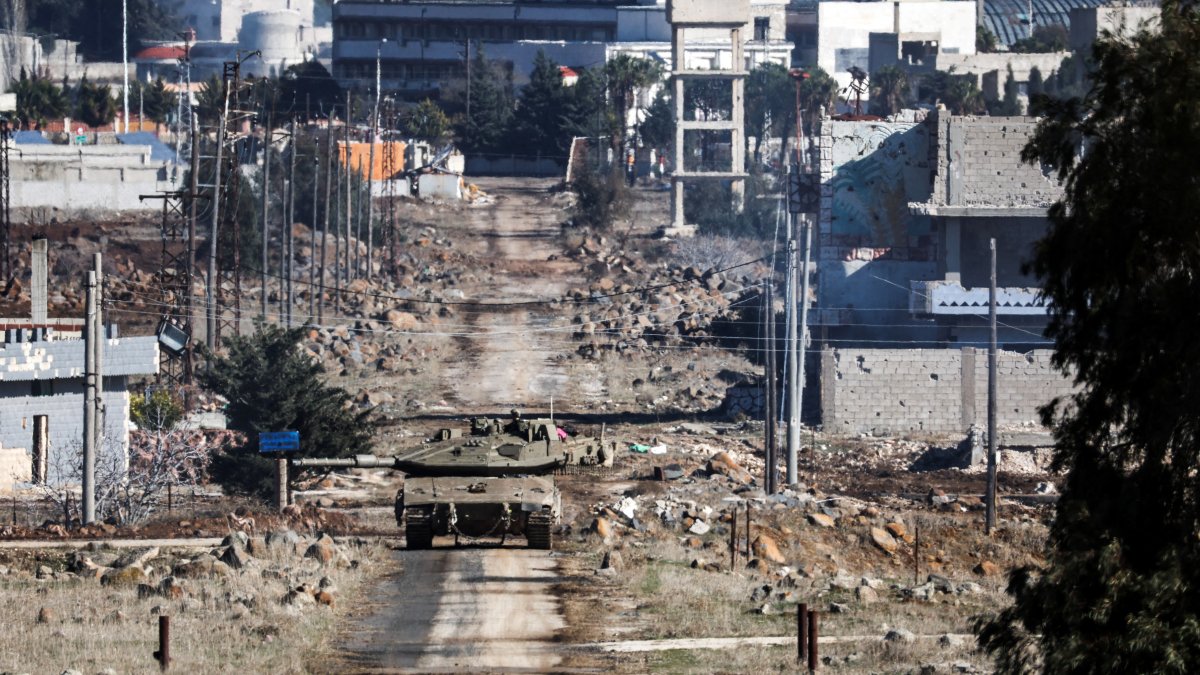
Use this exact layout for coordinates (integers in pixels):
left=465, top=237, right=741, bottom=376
left=337, top=546, right=564, bottom=673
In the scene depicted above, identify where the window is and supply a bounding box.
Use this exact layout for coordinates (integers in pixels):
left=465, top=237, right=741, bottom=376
left=754, top=17, right=770, bottom=41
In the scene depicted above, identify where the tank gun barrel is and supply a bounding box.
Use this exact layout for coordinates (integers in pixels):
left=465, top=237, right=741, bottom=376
left=290, top=455, right=399, bottom=469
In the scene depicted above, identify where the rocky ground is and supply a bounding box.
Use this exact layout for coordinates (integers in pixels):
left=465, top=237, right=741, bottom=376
left=0, top=178, right=1059, bottom=672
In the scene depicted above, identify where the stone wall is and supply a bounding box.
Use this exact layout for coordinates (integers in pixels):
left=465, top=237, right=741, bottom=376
left=819, top=347, right=1073, bottom=435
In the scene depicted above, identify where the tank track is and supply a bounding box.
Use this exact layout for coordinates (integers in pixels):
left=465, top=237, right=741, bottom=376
left=405, top=506, right=433, bottom=550
left=526, top=511, right=553, bottom=550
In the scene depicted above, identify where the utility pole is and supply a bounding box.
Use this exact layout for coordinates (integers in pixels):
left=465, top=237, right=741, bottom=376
left=82, top=252, right=104, bottom=525
left=764, top=283, right=777, bottom=494
left=185, top=114, right=199, bottom=382
left=310, top=145, right=319, bottom=321
left=122, top=0, right=129, bottom=134
left=796, top=208, right=813, bottom=467
left=355, top=155, right=365, bottom=277
left=785, top=204, right=799, bottom=485
left=260, top=116, right=272, bottom=322
left=207, top=80, right=231, bottom=355
left=286, top=119, right=297, bottom=327
left=321, top=118, right=334, bottom=324
left=344, top=90, right=353, bottom=284
left=986, top=238, right=998, bottom=534
left=368, top=44, right=383, bottom=282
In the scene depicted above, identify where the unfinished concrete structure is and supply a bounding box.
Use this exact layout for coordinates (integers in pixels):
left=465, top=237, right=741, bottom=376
left=0, top=244, right=158, bottom=491
left=6, top=142, right=174, bottom=219
left=815, top=110, right=1059, bottom=348
left=668, top=0, right=749, bottom=229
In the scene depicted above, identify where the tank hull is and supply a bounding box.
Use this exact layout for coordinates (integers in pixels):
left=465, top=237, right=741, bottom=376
left=399, top=476, right=560, bottom=550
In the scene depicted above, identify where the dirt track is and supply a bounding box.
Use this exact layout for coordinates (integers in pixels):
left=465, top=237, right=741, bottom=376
left=334, top=547, right=563, bottom=673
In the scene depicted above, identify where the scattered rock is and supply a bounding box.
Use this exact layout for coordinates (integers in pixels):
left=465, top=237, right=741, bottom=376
left=173, top=557, right=233, bottom=579
left=36, top=565, right=54, bottom=580
left=591, top=517, right=613, bottom=540
left=314, top=591, right=335, bottom=606
left=36, top=606, right=52, bottom=623
left=973, top=561, right=999, bottom=577
left=940, top=633, right=967, bottom=648
left=687, top=519, right=711, bottom=536
left=100, top=566, right=148, bottom=588
left=304, top=535, right=338, bottom=564
left=807, top=513, right=835, bottom=528
left=885, top=522, right=907, bottom=539
left=600, top=550, right=624, bottom=571
left=752, top=534, right=786, bottom=564
left=885, top=628, right=916, bottom=643
left=829, top=602, right=849, bottom=613
left=870, top=527, right=899, bottom=554
left=856, top=586, right=878, bottom=604
left=281, top=589, right=316, bottom=608
left=746, top=558, right=771, bottom=574
left=705, top=452, right=752, bottom=484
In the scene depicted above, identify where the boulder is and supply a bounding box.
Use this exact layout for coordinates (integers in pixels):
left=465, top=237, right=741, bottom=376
left=591, top=517, right=613, bottom=540
left=870, top=527, right=899, bottom=554
left=885, top=522, right=906, bottom=539
left=304, top=535, right=338, bottom=565
left=100, top=566, right=148, bottom=588
left=384, top=309, right=419, bottom=331
left=705, top=452, right=752, bottom=484
left=687, top=520, right=711, bottom=536
left=746, top=559, right=771, bottom=574
left=807, top=513, right=835, bottom=528
left=219, top=545, right=254, bottom=570
left=315, top=591, right=335, bottom=606
left=173, top=556, right=233, bottom=579
left=36, top=606, right=52, bottom=623
left=973, top=560, right=1000, bottom=577
left=856, top=586, right=879, bottom=604
left=600, top=550, right=624, bottom=571
left=885, top=628, right=916, bottom=643
left=752, top=534, right=786, bottom=564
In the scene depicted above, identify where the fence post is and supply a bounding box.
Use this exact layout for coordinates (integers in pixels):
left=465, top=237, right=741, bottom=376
left=153, top=615, right=171, bottom=670
left=797, top=602, right=808, bottom=662
left=807, top=610, right=819, bottom=673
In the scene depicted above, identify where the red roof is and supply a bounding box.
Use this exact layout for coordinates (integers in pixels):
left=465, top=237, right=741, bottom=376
left=135, top=45, right=187, bottom=60
left=559, top=66, right=579, bottom=79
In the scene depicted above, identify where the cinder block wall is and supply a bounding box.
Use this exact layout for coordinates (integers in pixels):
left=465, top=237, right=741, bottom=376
left=820, top=347, right=1072, bottom=435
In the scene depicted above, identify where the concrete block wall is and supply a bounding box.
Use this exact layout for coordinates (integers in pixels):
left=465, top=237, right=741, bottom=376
left=820, top=347, right=1072, bottom=435
left=0, top=379, right=131, bottom=486
left=933, top=114, right=1061, bottom=208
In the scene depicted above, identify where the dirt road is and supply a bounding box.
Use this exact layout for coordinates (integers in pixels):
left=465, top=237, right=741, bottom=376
left=335, top=547, right=564, bottom=673
left=441, top=179, right=586, bottom=408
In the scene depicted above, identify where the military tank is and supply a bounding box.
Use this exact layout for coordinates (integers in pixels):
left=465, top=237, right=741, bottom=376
left=292, top=412, right=616, bottom=550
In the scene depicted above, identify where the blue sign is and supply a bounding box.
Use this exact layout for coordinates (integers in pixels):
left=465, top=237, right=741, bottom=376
left=259, top=431, right=300, bottom=453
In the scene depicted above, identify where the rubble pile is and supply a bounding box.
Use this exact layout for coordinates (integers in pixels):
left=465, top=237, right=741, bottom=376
left=564, top=238, right=759, bottom=355
left=14, top=524, right=368, bottom=617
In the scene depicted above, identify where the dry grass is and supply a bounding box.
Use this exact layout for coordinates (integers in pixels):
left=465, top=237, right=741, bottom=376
left=0, top=540, right=389, bottom=673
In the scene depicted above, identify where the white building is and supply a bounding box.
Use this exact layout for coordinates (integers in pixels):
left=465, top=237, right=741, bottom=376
left=817, top=0, right=976, bottom=92
left=176, top=0, right=317, bottom=44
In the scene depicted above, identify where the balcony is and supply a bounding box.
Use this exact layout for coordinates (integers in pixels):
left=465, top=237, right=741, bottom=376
left=910, top=280, right=1048, bottom=316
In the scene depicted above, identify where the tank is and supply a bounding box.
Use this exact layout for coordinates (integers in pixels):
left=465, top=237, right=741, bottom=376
left=400, top=476, right=560, bottom=550
left=290, top=414, right=616, bottom=476
left=291, top=412, right=617, bottom=550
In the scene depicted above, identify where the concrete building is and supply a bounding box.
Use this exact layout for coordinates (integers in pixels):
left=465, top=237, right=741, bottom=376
left=815, top=109, right=1059, bottom=349
left=934, top=50, right=1068, bottom=103
left=1068, top=4, right=1160, bottom=52
left=817, top=0, right=976, bottom=93
left=6, top=141, right=175, bottom=219
left=0, top=244, right=159, bottom=492
left=331, top=0, right=791, bottom=97
left=176, top=0, right=317, bottom=44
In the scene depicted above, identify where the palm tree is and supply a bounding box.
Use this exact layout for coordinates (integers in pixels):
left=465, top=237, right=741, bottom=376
left=603, top=53, right=663, bottom=153
left=870, top=66, right=910, bottom=117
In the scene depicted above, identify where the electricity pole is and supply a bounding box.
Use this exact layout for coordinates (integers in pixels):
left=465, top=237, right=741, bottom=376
left=785, top=210, right=799, bottom=485
left=207, top=80, right=231, bottom=355
left=286, top=119, right=297, bottom=326
left=310, top=143, right=319, bottom=321
left=122, top=0, right=129, bottom=134
left=321, top=118, right=334, bottom=324
left=260, top=116, right=272, bottom=322
left=986, top=238, right=999, bottom=534
left=344, top=91, right=353, bottom=284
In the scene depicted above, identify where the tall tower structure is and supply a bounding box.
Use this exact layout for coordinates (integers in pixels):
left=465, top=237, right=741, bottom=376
left=668, top=0, right=750, bottom=229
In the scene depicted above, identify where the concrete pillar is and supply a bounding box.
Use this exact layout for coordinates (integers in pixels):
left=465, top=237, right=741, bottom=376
left=671, top=26, right=687, bottom=228
left=31, top=239, right=48, bottom=325
left=730, top=26, right=745, bottom=210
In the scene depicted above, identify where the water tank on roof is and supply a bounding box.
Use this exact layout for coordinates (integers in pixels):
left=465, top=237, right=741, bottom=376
left=240, top=10, right=304, bottom=64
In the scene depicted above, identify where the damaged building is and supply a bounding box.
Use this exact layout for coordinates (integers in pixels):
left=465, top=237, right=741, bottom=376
left=812, top=110, right=1074, bottom=435
left=0, top=242, right=158, bottom=492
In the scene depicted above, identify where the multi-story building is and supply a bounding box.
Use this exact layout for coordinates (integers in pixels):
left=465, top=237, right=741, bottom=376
left=331, top=0, right=791, bottom=97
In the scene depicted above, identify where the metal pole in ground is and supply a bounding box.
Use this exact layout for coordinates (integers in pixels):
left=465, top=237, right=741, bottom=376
left=286, top=119, right=297, bottom=327
left=154, top=615, right=170, bottom=670
left=764, top=283, right=776, bottom=493
left=786, top=204, right=799, bottom=485
left=83, top=269, right=97, bottom=525
left=276, top=453, right=288, bottom=512
left=797, top=602, right=808, bottom=662
left=986, top=238, right=998, bottom=534
left=797, top=209, right=813, bottom=450
left=729, top=515, right=737, bottom=569
left=260, top=115, right=271, bottom=322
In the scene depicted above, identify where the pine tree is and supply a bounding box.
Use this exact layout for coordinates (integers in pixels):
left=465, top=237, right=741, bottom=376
left=74, top=75, right=117, bottom=127
left=513, top=50, right=571, bottom=156
left=976, top=5, right=1200, bottom=671
left=458, top=46, right=513, bottom=155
